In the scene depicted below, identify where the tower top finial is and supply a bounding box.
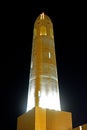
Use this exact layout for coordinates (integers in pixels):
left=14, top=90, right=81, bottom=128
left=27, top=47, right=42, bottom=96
left=40, top=12, right=45, bottom=20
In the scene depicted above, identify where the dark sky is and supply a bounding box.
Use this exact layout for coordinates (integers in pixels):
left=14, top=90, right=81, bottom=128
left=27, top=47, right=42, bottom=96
left=1, top=1, right=87, bottom=130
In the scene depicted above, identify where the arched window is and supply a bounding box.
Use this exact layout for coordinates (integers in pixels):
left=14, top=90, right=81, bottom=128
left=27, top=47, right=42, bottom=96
left=40, top=26, right=47, bottom=36
left=48, top=52, right=51, bottom=59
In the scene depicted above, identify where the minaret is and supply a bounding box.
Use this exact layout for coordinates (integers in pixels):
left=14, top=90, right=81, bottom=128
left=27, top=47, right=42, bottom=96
left=17, top=13, right=72, bottom=130
left=26, top=12, right=61, bottom=111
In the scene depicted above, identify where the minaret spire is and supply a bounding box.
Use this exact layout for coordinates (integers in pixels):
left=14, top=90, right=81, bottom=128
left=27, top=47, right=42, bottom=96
left=17, top=13, right=72, bottom=130
left=26, top=13, right=61, bottom=111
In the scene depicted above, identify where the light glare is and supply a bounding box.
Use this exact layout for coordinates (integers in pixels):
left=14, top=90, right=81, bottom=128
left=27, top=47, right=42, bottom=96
left=79, top=126, right=82, bottom=130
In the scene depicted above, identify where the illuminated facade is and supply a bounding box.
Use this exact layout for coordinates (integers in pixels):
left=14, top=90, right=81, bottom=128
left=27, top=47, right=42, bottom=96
left=26, top=12, right=61, bottom=112
left=17, top=13, right=87, bottom=130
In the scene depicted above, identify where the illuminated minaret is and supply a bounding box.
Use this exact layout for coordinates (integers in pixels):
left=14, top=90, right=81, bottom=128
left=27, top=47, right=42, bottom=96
left=17, top=13, right=72, bottom=130
left=26, top=12, right=61, bottom=112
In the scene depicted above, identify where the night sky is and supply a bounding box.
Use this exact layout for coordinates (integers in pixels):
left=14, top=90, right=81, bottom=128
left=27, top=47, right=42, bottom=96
left=1, top=1, right=87, bottom=130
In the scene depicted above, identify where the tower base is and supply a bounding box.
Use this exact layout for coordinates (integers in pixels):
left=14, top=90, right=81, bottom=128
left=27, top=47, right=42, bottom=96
left=17, top=107, right=72, bottom=130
